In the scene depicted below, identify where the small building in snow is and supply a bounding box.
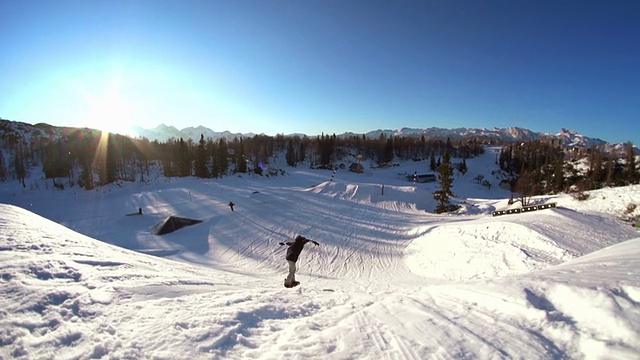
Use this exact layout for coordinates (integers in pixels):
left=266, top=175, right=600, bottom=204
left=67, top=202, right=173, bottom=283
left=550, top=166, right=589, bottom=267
left=349, top=162, right=364, bottom=173
left=406, top=173, right=436, bottom=183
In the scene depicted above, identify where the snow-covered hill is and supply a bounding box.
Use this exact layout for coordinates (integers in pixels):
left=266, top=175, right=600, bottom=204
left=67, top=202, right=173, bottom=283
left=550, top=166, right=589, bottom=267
left=1, top=146, right=639, bottom=359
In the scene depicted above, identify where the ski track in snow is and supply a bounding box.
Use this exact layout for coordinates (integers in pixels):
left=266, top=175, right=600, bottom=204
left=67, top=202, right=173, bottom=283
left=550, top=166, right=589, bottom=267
left=1, top=147, right=640, bottom=359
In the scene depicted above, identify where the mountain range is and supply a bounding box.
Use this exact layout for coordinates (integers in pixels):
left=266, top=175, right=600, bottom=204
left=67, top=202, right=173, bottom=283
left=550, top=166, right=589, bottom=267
left=0, top=118, right=636, bottom=154
left=130, top=123, right=612, bottom=149
left=130, top=124, right=256, bottom=144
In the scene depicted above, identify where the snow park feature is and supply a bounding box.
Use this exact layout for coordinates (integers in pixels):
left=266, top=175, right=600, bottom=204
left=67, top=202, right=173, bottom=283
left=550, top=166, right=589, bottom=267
left=152, top=216, right=203, bottom=235
left=1, top=146, right=639, bottom=359
left=492, top=202, right=557, bottom=217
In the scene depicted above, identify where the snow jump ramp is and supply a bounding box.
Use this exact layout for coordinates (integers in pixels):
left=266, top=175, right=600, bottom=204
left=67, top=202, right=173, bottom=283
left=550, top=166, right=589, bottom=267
left=152, top=216, right=202, bottom=235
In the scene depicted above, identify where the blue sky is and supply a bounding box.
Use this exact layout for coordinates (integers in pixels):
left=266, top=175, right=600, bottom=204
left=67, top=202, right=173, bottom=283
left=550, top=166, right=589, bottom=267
left=1, top=0, right=638, bottom=144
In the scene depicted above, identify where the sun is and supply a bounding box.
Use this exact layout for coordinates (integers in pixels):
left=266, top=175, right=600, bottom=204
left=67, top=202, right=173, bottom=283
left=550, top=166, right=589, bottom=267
left=79, top=78, right=137, bottom=135
left=86, top=97, right=135, bottom=135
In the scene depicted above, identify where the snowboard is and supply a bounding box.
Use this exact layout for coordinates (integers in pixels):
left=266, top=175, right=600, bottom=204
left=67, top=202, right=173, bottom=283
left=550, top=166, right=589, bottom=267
left=284, top=280, right=300, bottom=288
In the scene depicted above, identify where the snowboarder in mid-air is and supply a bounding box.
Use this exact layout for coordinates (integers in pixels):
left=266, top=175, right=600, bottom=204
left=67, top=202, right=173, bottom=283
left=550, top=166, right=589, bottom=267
left=279, top=235, right=319, bottom=288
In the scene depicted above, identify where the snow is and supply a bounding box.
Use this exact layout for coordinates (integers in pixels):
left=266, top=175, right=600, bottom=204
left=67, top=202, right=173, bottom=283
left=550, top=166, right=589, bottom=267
left=1, top=147, right=639, bottom=359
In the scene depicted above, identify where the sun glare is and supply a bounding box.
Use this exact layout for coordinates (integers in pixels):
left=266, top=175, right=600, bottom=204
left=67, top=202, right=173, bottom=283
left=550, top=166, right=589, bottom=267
left=79, top=78, right=136, bottom=135
left=90, top=103, right=134, bottom=135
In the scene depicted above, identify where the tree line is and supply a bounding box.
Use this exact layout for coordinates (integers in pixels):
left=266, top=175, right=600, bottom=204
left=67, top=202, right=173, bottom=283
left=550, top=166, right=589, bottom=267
left=499, top=140, right=638, bottom=204
left=0, top=122, right=486, bottom=189
left=0, top=122, right=636, bottom=210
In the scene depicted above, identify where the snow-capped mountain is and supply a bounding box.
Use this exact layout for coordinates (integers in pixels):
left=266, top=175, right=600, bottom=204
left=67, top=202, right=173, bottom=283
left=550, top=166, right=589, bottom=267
left=131, top=124, right=582, bottom=145
left=555, top=128, right=608, bottom=148
left=138, top=124, right=637, bottom=154
left=357, top=126, right=618, bottom=150
left=129, top=123, right=254, bottom=142
left=362, top=126, right=542, bottom=143
left=0, top=118, right=635, bottom=153
left=130, top=123, right=182, bottom=142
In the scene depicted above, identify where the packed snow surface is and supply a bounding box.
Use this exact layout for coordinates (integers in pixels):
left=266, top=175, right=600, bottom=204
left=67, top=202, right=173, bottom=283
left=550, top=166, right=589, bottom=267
left=1, top=147, right=639, bottom=359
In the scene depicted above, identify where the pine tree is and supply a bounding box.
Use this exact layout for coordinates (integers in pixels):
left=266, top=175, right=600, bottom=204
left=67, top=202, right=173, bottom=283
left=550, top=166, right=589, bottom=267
left=286, top=139, right=296, bottom=167
left=429, top=152, right=436, bottom=172
left=43, top=139, right=71, bottom=179
left=0, top=152, right=6, bottom=182
left=236, top=138, right=247, bottom=173
left=80, top=158, right=94, bottom=190
left=383, top=137, right=394, bottom=164
left=318, top=134, right=334, bottom=166
left=459, top=157, right=468, bottom=174
left=176, top=138, right=190, bottom=177
left=298, top=141, right=306, bottom=163
left=604, top=149, right=616, bottom=187
left=162, top=140, right=176, bottom=177
left=104, top=134, right=118, bottom=184
left=215, top=138, right=229, bottom=177
left=434, top=144, right=455, bottom=213
left=209, top=140, right=219, bottom=178
left=195, top=134, right=209, bottom=178
left=587, top=146, right=602, bottom=189
left=13, top=143, right=26, bottom=187
left=552, top=159, right=564, bottom=193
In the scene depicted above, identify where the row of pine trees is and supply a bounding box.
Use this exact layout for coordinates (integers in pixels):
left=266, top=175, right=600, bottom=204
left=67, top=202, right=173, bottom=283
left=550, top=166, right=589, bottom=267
left=0, top=122, right=637, bottom=214
left=0, top=126, right=485, bottom=189
left=499, top=140, right=638, bottom=195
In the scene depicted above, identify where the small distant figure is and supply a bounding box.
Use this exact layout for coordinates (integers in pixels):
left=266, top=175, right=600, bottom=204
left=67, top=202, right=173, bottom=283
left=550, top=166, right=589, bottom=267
left=138, top=207, right=143, bottom=215
left=279, top=235, right=319, bottom=288
left=228, top=202, right=235, bottom=211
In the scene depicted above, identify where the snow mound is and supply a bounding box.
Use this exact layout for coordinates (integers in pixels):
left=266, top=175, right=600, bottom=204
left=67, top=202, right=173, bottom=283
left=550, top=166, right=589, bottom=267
left=518, top=238, right=640, bottom=358
left=0, top=204, right=299, bottom=359
left=406, top=221, right=573, bottom=281
left=309, top=180, right=435, bottom=211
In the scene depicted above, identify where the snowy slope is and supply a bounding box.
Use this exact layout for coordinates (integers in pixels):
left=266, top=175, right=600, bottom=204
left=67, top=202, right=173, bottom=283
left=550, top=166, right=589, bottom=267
left=1, top=147, right=640, bottom=359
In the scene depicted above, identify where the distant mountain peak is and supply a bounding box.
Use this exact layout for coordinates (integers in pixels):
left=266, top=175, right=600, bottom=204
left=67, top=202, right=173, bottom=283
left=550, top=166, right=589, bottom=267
left=129, top=124, right=255, bottom=142
left=2, top=118, right=630, bottom=153
left=554, top=128, right=606, bottom=148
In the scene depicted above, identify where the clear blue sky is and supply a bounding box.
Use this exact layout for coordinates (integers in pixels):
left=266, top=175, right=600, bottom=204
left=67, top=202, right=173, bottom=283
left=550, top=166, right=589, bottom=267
left=1, top=0, right=638, bottom=144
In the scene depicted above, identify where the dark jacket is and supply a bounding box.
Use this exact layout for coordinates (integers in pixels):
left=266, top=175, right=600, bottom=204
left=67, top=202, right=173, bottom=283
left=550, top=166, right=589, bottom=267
left=286, top=236, right=312, bottom=262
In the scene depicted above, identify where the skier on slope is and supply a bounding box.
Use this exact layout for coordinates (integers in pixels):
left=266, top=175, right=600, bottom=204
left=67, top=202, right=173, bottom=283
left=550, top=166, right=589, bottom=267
left=279, top=235, right=319, bottom=287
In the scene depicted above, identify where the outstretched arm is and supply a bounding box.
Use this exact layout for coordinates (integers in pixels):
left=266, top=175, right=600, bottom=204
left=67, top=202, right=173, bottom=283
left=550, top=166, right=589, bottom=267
left=300, top=236, right=319, bottom=246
